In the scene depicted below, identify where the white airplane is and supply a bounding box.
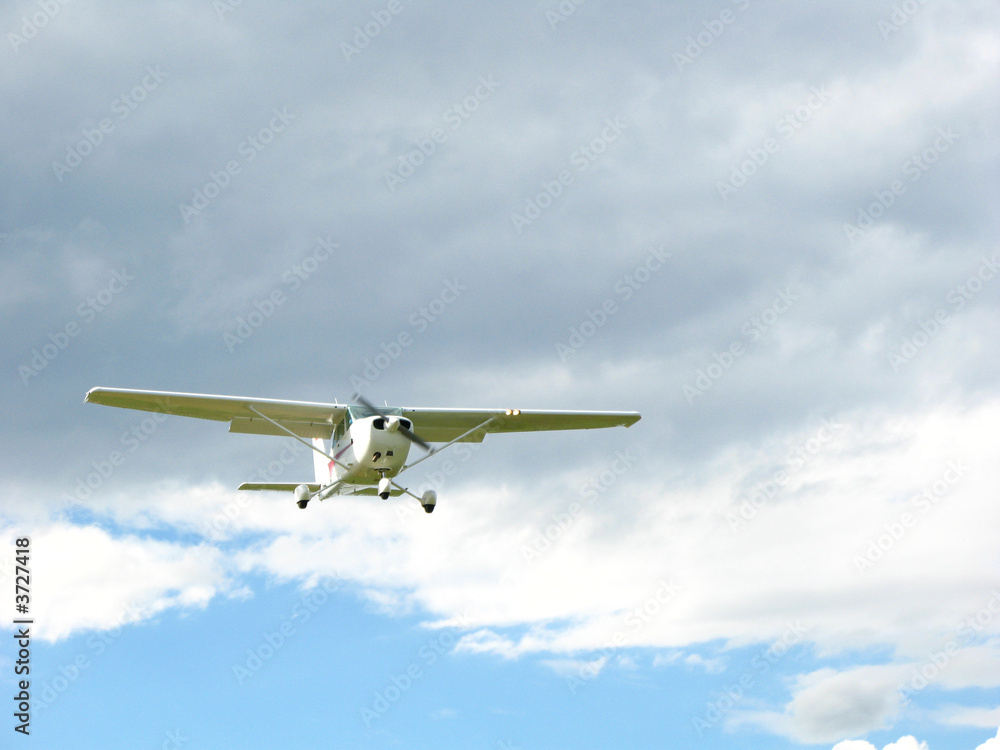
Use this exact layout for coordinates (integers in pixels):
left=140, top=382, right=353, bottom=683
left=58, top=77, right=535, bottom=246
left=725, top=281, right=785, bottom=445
left=84, top=387, right=640, bottom=513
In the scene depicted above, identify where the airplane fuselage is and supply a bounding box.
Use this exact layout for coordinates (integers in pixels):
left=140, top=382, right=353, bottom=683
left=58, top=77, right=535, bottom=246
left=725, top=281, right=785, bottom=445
left=327, top=415, right=413, bottom=486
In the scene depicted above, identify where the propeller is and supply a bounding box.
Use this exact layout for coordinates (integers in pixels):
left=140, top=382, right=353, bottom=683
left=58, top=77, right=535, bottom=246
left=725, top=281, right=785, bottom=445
left=351, top=392, right=433, bottom=452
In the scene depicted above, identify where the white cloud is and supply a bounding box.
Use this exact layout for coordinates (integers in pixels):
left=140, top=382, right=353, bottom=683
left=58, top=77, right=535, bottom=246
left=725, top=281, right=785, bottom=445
left=831, top=736, right=928, bottom=750
left=836, top=738, right=929, bottom=750
left=735, top=643, right=1000, bottom=745
left=941, top=707, right=1000, bottom=728
left=883, top=736, right=929, bottom=750
left=4, top=396, right=1000, bottom=747
left=538, top=656, right=608, bottom=679
left=830, top=728, right=1000, bottom=750
left=975, top=728, right=1000, bottom=750
left=8, top=398, right=1000, bottom=662
left=732, top=664, right=909, bottom=744
left=0, top=523, right=232, bottom=642
left=653, top=651, right=726, bottom=673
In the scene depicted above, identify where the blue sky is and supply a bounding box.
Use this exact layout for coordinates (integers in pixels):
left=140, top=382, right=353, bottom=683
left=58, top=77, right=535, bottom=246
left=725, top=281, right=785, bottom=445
left=2, top=1, right=1000, bottom=748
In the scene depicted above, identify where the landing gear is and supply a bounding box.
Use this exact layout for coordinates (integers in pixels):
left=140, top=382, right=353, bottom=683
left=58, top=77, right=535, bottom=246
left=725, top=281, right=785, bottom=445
left=421, top=489, right=437, bottom=514
left=294, top=484, right=311, bottom=510
left=378, top=475, right=391, bottom=500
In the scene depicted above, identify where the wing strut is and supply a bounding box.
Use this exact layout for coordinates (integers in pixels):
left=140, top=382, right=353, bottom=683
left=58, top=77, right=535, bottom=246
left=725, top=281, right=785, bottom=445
left=401, top=415, right=500, bottom=472
left=246, top=404, right=349, bottom=474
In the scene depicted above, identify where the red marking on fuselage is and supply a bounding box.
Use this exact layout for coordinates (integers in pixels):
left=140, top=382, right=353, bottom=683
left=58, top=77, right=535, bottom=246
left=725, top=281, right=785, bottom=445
left=335, top=440, right=353, bottom=460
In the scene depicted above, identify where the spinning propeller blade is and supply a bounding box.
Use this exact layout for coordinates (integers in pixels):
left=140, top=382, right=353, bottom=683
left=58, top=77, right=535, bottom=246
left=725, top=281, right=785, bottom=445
left=352, top=393, right=433, bottom=452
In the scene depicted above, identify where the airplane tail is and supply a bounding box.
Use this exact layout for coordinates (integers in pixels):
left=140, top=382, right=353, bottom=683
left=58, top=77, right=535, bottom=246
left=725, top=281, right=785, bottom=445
left=313, top=438, right=331, bottom=484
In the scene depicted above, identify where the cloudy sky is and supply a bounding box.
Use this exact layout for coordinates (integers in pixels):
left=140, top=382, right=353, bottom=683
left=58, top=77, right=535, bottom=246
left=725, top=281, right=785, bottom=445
left=2, top=0, right=999, bottom=747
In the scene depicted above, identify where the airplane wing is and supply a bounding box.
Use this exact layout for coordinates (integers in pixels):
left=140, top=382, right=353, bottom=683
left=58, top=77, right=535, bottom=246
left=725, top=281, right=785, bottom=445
left=236, top=482, right=405, bottom=497
left=399, top=406, right=640, bottom=442
left=238, top=482, right=323, bottom=492
left=84, top=387, right=640, bottom=443
left=84, top=387, right=346, bottom=439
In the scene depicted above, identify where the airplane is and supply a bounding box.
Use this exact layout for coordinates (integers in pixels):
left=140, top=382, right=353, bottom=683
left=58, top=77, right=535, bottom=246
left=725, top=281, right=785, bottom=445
left=84, top=387, right=641, bottom=513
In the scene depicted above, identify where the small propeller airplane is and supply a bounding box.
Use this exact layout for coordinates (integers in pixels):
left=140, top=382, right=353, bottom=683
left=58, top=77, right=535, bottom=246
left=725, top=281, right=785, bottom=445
left=84, top=387, right=640, bottom=513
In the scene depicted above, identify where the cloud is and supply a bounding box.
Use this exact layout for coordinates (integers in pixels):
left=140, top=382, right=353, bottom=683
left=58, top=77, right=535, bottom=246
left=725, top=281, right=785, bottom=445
left=733, top=664, right=909, bottom=744
left=735, top=642, right=1000, bottom=745
left=976, top=728, right=1000, bottom=750
left=653, top=651, right=726, bottom=673
left=8, top=396, right=1000, bottom=661
left=1, top=1, right=997, bottom=746
left=831, top=729, right=1000, bottom=750
left=831, top=738, right=927, bottom=750
left=1, top=523, right=232, bottom=642
left=940, top=707, right=1000, bottom=729
left=538, top=657, right=609, bottom=679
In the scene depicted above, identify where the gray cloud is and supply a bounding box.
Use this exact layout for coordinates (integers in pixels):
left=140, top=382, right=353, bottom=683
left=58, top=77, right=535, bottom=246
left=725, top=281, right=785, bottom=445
left=1, top=2, right=998, bottom=742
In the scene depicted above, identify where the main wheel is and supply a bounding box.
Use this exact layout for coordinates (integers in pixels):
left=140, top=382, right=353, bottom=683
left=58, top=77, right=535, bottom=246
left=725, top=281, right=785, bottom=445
left=421, top=489, right=437, bottom=514
left=297, top=499, right=308, bottom=509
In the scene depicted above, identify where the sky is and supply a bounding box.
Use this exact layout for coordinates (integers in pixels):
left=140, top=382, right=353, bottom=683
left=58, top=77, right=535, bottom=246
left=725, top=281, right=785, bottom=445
left=1, top=0, right=999, bottom=747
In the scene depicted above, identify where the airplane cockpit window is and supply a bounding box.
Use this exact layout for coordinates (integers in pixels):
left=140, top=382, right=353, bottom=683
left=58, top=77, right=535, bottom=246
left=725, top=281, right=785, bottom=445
left=347, top=404, right=403, bottom=422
